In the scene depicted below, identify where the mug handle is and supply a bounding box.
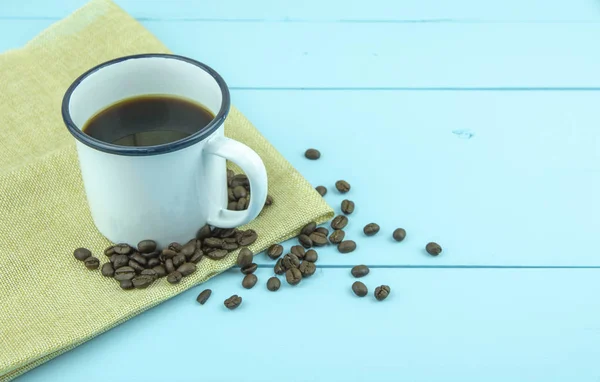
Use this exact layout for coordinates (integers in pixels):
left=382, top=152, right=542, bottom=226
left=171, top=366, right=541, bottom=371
left=204, top=136, right=268, bottom=228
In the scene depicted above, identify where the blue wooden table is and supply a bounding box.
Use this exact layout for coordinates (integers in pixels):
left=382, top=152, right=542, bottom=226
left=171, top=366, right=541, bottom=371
left=3, top=1, right=600, bottom=380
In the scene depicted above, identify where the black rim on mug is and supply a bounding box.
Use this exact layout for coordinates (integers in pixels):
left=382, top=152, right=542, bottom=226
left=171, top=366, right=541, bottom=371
left=61, top=53, right=231, bottom=156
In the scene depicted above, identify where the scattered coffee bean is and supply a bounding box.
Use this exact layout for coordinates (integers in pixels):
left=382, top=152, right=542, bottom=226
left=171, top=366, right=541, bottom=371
left=314, top=227, right=329, bottom=236
left=352, top=281, right=368, bottom=297
left=137, top=240, right=157, bottom=254
left=242, top=273, right=258, bottom=289
left=101, top=262, right=114, bottom=277
left=204, top=237, right=223, bottom=249
left=73, top=247, right=92, bottom=261
left=351, top=265, right=369, bottom=278
left=128, top=259, right=145, bottom=273
left=167, top=271, right=183, bottom=284
left=426, top=242, right=442, bottom=256
left=165, top=258, right=175, bottom=274
left=233, top=185, right=247, bottom=199
left=161, top=249, right=178, bottom=260
left=236, top=248, right=253, bottom=267
left=104, top=246, right=115, bottom=257
left=173, top=254, right=186, bottom=268
left=267, top=277, right=281, bottom=291
left=153, top=265, right=167, bottom=278
left=265, top=194, right=274, bottom=206
left=205, top=249, right=228, bottom=260
left=341, top=199, right=355, bottom=215
left=298, top=234, right=313, bottom=248
left=196, top=289, right=212, bottom=304
left=363, top=223, right=380, bottom=236
left=114, top=243, right=132, bottom=255
left=315, top=186, right=327, bottom=196
left=301, top=222, right=317, bottom=236
left=309, top=231, right=328, bottom=247
left=147, top=258, right=160, bottom=268
left=112, top=254, right=129, bottom=269
left=237, top=230, right=258, bottom=246
left=224, top=295, right=242, bottom=310
left=290, top=245, right=305, bottom=260
left=304, top=249, right=318, bottom=263
left=329, top=229, right=345, bottom=244
left=241, top=263, right=258, bottom=275
left=177, top=262, right=197, bottom=276
left=338, top=240, right=357, bottom=254
left=140, top=268, right=158, bottom=280
left=267, top=244, right=283, bottom=260
left=168, top=242, right=183, bottom=252
left=114, top=266, right=135, bottom=281
left=196, top=225, right=213, bottom=240
left=130, top=252, right=147, bottom=266
left=236, top=198, right=247, bottom=210
left=282, top=254, right=301, bottom=270
left=286, top=267, right=303, bottom=285
left=190, top=250, right=204, bottom=264
left=304, top=148, right=321, bottom=160
left=274, top=259, right=285, bottom=275
left=222, top=242, right=239, bottom=251
left=298, top=261, right=316, bottom=277
left=180, top=242, right=196, bottom=257
left=120, top=279, right=134, bottom=290
left=84, top=256, right=100, bottom=270
left=374, top=285, right=391, bottom=301
left=335, top=180, right=351, bottom=193
left=331, top=215, right=349, bottom=230
left=392, top=228, right=406, bottom=242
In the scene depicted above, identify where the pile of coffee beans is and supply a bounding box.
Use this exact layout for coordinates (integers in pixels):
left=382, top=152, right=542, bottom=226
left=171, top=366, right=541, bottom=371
left=226, top=170, right=273, bottom=211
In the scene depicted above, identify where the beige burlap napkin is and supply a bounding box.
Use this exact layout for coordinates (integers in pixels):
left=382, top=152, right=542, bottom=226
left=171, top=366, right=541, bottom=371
left=0, top=1, right=333, bottom=380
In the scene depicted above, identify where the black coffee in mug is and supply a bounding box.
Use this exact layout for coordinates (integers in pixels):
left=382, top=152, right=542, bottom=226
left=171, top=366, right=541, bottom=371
left=82, top=95, right=215, bottom=146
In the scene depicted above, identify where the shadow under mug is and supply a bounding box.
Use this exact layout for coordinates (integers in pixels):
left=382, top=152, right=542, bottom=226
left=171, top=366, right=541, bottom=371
left=62, top=54, right=268, bottom=248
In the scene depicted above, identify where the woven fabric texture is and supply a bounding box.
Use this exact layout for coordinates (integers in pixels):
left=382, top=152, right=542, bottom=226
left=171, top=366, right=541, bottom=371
left=0, top=1, right=333, bottom=380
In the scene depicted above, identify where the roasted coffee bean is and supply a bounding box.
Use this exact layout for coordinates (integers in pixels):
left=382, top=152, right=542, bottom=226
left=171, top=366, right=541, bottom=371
left=267, top=244, right=283, bottom=260
left=335, top=180, right=351, bottom=193
left=147, top=258, right=160, bottom=268
left=190, top=249, right=204, bottom=264
left=224, top=295, right=242, bottom=310
left=161, top=249, right=178, bottom=259
left=341, top=199, right=355, bottom=215
left=426, top=242, right=442, bottom=256
left=104, top=245, right=115, bottom=257
left=309, top=231, right=328, bottom=247
left=363, top=223, right=380, bottom=236
left=304, top=148, right=321, bottom=160
left=112, top=254, right=129, bottom=269
left=301, top=222, right=317, bottom=236
left=298, top=261, right=316, bottom=277
left=242, top=273, right=258, bottom=289
left=222, top=242, right=239, bottom=251
left=205, top=249, right=228, bottom=260
left=130, top=252, right=147, bottom=266
left=298, top=234, right=313, bottom=249
left=241, top=263, right=258, bottom=275
left=290, top=245, right=305, bottom=259
left=228, top=188, right=236, bottom=201
left=227, top=169, right=234, bottom=182
left=374, top=285, right=391, bottom=301
left=214, top=228, right=238, bottom=238
left=73, top=247, right=92, bottom=261
left=101, top=262, right=114, bottom=277
left=315, top=185, right=327, bottom=196
left=84, top=256, right=100, bottom=270
left=351, top=265, right=369, bottom=278
left=165, top=259, right=175, bottom=274
left=180, top=242, right=196, bottom=257
left=137, top=240, right=157, bottom=253
left=196, top=224, right=213, bottom=240
left=331, top=215, right=349, bottom=230
left=282, top=254, right=300, bottom=270
left=197, top=289, right=212, bottom=304
left=191, top=238, right=203, bottom=249
left=267, top=277, right=281, bottom=291
left=329, top=229, right=345, bottom=244
left=167, top=271, right=183, bottom=284
left=304, top=249, right=318, bottom=263
left=153, top=265, right=167, bottom=278
left=114, top=243, right=132, bottom=255
left=274, top=259, right=285, bottom=275
left=114, top=266, right=135, bottom=281
left=352, top=281, right=368, bottom=297
left=141, top=250, right=160, bottom=259
left=315, top=227, right=329, bottom=236
left=173, top=254, right=186, bottom=268
left=228, top=202, right=238, bottom=210
left=265, top=195, right=274, bottom=206
left=237, top=230, right=258, bottom=246
left=129, top=260, right=145, bottom=273
left=338, top=240, right=357, bottom=253
left=237, top=248, right=253, bottom=267
left=140, top=268, right=158, bottom=280
left=233, top=185, right=247, bottom=199
left=285, top=268, right=302, bottom=286
left=231, top=174, right=249, bottom=188
left=204, top=237, right=223, bottom=249
left=120, top=279, right=134, bottom=290
left=177, top=262, right=197, bottom=276
left=223, top=237, right=238, bottom=244
left=168, top=242, right=183, bottom=252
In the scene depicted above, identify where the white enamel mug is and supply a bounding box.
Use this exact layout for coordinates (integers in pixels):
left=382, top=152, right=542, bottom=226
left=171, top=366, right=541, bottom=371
left=62, top=54, right=268, bottom=247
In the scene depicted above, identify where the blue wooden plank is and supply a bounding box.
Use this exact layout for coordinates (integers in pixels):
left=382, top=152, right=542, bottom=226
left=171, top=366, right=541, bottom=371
left=14, top=268, right=600, bottom=382
left=228, top=90, right=600, bottom=267
left=3, top=20, right=600, bottom=88
left=2, top=0, right=599, bottom=21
